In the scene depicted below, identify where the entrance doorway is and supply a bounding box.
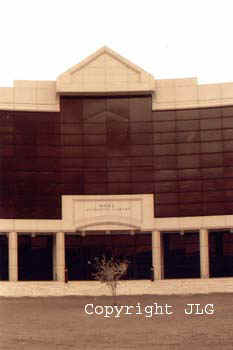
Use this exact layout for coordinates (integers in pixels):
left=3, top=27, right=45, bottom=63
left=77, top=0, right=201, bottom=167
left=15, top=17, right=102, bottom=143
left=65, top=232, right=152, bottom=281
left=18, top=234, right=53, bottom=281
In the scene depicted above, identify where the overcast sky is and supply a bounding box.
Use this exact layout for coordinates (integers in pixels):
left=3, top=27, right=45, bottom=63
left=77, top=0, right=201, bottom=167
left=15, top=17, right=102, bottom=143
left=0, top=0, right=232, bottom=86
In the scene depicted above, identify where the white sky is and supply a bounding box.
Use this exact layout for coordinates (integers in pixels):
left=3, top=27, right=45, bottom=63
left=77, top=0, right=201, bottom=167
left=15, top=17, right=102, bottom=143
left=0, top=0, right=233, bottom=86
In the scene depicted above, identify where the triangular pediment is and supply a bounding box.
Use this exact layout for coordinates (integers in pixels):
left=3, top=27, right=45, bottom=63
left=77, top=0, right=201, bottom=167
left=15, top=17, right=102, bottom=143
left=56, top=46, right=154, bottom=94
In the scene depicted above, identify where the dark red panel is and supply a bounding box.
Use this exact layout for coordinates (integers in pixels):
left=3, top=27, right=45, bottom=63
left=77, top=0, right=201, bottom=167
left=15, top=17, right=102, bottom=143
left=177, top=155, right=200, bottom=168
left=178, top=168, right=202, bottom=180
left=177, top=143, right=200, bottom=154
left=201, top=142, right=222, bottom=153
left=223, top=117, right=233, bottom=128
left=201, top=130, right=222, bottom=141
left=179, top=180, right=202, bottom=192
left=155, top=204, right=179, bottom=217
left=153, top=132, right=176, bottom=144
left=1, top=101, right=233, bottom=219
left=155, top=156, right=177, bottom=170
left=154, top=170, right=178, bottom=181
left=176, top=119, right=199, bottom=131
left=222, top=106, right=233, bottom=117
left=154, top=181, right=178, bottom=193
left=152, top=110, right=176, bottom=121
left=154, top=120, right=176, bottom=133
left=199, top=108, right=221, bottom=118
left=155, top=144, right=177, bottom=156
left=175, top=109, right=200, bottom=120
left=200, top=118, right=221, bottom=130
left=180, top=203, right=203, bottom=216
left=60, top=97, right=83, bottom=123
left=176, top=131, right=200, bottom=143
left=129, top=96, right=151, bottom=122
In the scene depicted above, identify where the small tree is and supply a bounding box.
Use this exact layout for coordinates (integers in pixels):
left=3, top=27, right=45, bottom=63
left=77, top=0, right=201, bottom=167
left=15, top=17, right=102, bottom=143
left=93, top=255, right=128, bottom=304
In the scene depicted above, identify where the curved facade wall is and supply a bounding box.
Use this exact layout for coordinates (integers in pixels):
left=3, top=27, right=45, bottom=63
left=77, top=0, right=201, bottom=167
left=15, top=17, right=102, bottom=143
left=1, top=96, right=233, bottom=219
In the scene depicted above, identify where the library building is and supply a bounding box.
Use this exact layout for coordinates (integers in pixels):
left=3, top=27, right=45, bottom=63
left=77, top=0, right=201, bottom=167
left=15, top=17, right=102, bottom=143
left=1, top=46, right=233, bottom=294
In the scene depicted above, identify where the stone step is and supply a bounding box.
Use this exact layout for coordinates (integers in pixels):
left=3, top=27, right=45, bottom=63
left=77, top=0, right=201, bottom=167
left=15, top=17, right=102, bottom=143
left=0, top=278, right=233, bottom=297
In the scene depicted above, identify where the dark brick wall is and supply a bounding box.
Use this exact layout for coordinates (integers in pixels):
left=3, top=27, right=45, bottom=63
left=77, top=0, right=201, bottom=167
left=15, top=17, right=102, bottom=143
left=153, top=107, right=233, bottom=217
left=0, top=110, right=61, bottom=218
left=60, top=95, right=153, bottom=197
left=1, top=96, right=233, bottom=219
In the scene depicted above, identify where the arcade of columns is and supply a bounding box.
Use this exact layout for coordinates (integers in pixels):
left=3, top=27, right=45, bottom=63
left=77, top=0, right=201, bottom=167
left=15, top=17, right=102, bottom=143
left=6, top=229, right=209, bottom=281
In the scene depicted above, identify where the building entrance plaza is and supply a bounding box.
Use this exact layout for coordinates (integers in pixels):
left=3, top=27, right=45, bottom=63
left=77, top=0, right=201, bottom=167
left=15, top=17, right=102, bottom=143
left=2, top=47, right=233, bottom=294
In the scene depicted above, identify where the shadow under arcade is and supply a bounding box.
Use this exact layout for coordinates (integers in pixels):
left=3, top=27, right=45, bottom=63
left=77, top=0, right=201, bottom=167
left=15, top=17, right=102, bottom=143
left=65, top=232, right=152, bottom=281
left=18, top=234, right=53, bottom=281
left=163, top=232, right=200, bottom=279
left=209, top=230, right=233, bottom=277
left=0, top=235, right=8, bottom=280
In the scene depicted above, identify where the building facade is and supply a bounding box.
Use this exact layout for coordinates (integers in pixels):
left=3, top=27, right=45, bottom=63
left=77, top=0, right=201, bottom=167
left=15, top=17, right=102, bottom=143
left=1, top=47, right=233, bottom=285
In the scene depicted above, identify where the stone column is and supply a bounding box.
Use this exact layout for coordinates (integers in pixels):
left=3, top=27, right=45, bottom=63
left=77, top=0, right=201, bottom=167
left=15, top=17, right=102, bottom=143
left=56, top=232, right=65, bottom=282
left=152, top=230, right=164, bottom=280
left=53, top=234, right=57, bottom=281
left=199, top=228, right=209, bottom=278
left=8, top=231, right=18, bottom=281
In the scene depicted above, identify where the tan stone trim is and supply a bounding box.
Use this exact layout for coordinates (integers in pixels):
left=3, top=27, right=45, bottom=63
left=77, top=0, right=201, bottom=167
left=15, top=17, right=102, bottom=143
left=199, top=228, right=210, bottom=279
left=152, top=230, right=164, bottom=280
left=55, top=232, right=65, bottom=282
left=1, top=48, right=233, bottom=112
left=153, top=81, right=233, bottom=110
left=153, top=215, right=233, bottom=231
left=63, top=46, right=146, bottom=76
left=0, top=81, right=59, bottom=112
left=2, top=279, right=233, bottom=296
left=0, top=206, right=233, bottom=232
left=2, top=81, right=233, bottom=112
left=8, top=231, right=18, bottom=281
left=0, top=194, right=153, bottom=232
left=56, top=46, right=155, bottom=95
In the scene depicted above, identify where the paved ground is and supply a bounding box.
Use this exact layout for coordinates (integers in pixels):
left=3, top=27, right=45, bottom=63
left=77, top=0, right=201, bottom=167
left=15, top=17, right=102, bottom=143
left=0, top=293, right=232, bottom=349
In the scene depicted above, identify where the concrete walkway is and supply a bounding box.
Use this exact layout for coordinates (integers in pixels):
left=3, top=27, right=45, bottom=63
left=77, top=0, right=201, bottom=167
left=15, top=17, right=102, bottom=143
left=0, top=278, right=233, bottom=297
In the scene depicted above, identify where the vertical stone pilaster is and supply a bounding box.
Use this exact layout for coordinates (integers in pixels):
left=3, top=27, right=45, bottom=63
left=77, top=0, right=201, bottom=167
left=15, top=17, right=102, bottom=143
left=9, top=231, right=18, bottom=281
left=199, top=228, right=209, bottom=278
left=56, top=232, right=65, bottom=282
left=152, top=230, right=164, bottom=280
left=53, top=234, right=57, bottom=281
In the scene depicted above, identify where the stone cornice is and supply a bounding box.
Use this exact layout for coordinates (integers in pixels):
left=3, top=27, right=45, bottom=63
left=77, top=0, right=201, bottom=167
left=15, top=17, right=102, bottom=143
left=1, top=47, right=233, bottom=112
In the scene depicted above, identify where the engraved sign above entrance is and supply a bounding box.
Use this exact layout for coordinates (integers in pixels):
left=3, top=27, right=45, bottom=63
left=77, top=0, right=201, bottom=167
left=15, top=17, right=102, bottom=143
left=80, top=199, right=140, bottom=219
left=61, top=194, right=154, bottom=231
